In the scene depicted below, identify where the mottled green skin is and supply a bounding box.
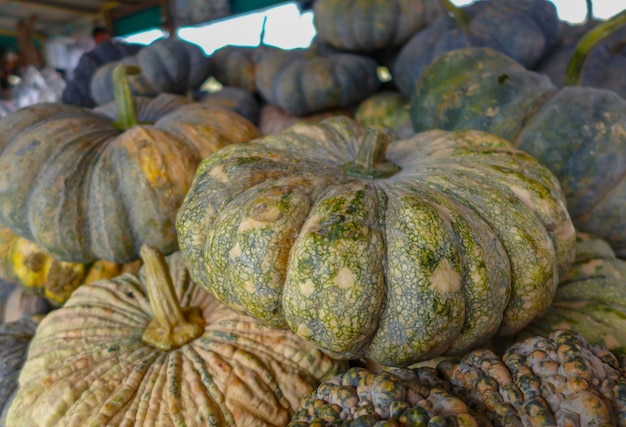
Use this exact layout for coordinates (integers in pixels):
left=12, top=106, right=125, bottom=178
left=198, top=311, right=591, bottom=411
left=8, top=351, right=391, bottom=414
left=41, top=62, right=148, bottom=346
left=176, top=116, right=575, bottom=366
left=500, top=233, right=626, bottom=354
left=255, top=48, right=380, bottom=116
left=289, top=366, right=490, bottom=425
left=90, top=38, right=212, bottom=105
left=312, top=0, right=445, bottom=52
left=0, top=96, right=259, bottom=263
left=439, top=330, right=626, bottom=426
left=0, top=317, right=38, bottom=424
left=355, top=91, right=414, bottom=139
left=411, top=47, right=626, bottom=258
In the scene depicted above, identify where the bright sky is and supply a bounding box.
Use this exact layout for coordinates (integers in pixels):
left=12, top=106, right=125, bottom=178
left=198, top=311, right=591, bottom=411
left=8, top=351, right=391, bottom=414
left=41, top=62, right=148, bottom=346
left=122, top=1, right=626, bottom=52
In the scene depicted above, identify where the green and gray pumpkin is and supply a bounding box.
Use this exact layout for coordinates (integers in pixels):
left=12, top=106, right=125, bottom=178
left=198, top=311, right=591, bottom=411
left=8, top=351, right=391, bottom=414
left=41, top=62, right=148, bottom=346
left=0, top=65, right=259, bottom=264
left=495, top=232, right=626, bottom=355
left=410, top=15, right=626, bottom=257
left=6, top=246, right=346, bottom=427
left=176, top=116, right=575, bottom=366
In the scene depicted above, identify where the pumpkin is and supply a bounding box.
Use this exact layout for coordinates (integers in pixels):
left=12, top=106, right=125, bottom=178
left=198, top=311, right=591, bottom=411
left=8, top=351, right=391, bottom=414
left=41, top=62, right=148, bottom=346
left=6, top=245, right=346, bottom=426
left=255, top=47, right=380, bottom=116
left=535, top=1, right=626, bottom=97
left=0, top=317, right=39, bottom=424
left=289, top=366, right=491, bottom=426
left=198, top=86, right=261, bottom=125
left=0, top=225, right=141, bottom=305
left=0, top=64, right=260, bottom=264
left=410, top=13, right=626, bottom=257
left=312, top=0, right=445, bottom=52
left=211, top=45, right=266, bottom=94
left=438, top=330, right=626, bottom=426
left=494, top=232, right=626, bottom=355
left=354, top=90, right=414, bottom=139
left=393, top=0, right=560, bottom=96
left=90, top=37, right=212, bottom=105
left=176, top=116, right=575, bottom=366
left=259, top=104, right=353, bottom=136
left=0, top=279, right=50, bottom=324
left=61, top=39, right=143, bottom=108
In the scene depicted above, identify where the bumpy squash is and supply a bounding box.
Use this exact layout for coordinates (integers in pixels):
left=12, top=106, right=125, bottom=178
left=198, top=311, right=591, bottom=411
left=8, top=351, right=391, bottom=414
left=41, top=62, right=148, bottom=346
left=312, top=0, right=444, bottom=52
left=176, top=116, right=575, bottom=366
left=289, top=366, right=491, bottom=426
left=410, top=25, right=626, bottom=256
left=90, top=37, right=212, bottom=105
left=439, top=330, right=626, bottom=426
left=255, top=47, right=380, bottom=115
left=0, top=225, right=141, bottom=305
left=0, top=65, right=260, bottom=264
left=6, top=246, right=346, bottom=426
left=259, top=104, right=353, bottom=136
left=393, top=0, right=560, bottom=96
left=211, top=45, right=265, bottom=94
left=0, top=317, right=39, bottom=424
left=197, top=86, right=261, bottom=125
left=497, top=232, right=626, bottom=354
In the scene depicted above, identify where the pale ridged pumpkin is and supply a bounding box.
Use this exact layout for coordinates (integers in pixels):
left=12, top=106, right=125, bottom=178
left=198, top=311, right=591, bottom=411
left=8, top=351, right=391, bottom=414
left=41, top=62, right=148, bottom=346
left=495, top=232, right=626, bottom=354
left=0, top=317, right=39, bottom=425
left=0, top=225, right=141, bottom=305
left=0, top=65, right=260, bottom=264
left=255, top=47, right=380, bottom=116
left=410, top=14, right=626, bottom=257
left=393, top=0, right=560, bottom=96
left=90, top=37, right=212, bottom=105
left=6, top=246, right=346, bottom=427
left=176, top=116, right=575, bottom=366
left=312, top=0, right=445, bottom=52
left=438, top=330, right=626, bottom=426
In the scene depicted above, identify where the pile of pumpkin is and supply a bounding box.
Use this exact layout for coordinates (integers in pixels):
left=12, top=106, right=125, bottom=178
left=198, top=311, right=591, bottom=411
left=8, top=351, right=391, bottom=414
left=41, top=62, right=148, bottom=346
left=1, top=0, right=626, bottom=425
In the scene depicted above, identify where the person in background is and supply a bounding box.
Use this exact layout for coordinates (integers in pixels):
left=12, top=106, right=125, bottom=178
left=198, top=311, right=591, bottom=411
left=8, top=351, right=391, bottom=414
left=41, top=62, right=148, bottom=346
left=92, top=26, right=111, bottom=45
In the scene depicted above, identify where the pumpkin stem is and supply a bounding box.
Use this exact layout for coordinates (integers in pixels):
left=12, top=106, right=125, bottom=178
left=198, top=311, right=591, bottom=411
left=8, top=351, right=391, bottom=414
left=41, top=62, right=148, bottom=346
left=585, top=0, right=594, bottom=23
left=442, top=0, right=471, bottom=29
left=341, top=128, right=401, bottom=179
left=140, top=245, right=204, bottom=351
left=112, top=64, right=142, bottom=131
left=564, top=9, right=626, bottom=86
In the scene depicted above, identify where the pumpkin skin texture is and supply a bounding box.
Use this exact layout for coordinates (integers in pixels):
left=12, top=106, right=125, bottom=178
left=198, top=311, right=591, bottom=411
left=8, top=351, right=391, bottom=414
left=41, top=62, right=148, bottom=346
left=438, top=330, right=626, bottom=426
left=0, top=279, right=50, bottom=323
left=176, top=116, right=575, bottom=366
left=197, top=86, right=261, bottom=125
left=0, top=225, right=141, bottom=305
left=312, top=0, right=445, bottom=52
left=90, top=37, right=212, bottom=105
left=211, top=45, right=265, bottom=93
left=411, top=47, right=626, bottom=257
left=255, top=48, right=380, bottom=116
left=0, top=317, right=39, bottom=424
left=495, top=233, right=626, bottom=355
left=289, top=366, right=491, bottom=426
left=6, top=247, right=346, bottom=427
left=393, top=0, right=560, bottom=96
left=0, top=86, right=260, bottom=263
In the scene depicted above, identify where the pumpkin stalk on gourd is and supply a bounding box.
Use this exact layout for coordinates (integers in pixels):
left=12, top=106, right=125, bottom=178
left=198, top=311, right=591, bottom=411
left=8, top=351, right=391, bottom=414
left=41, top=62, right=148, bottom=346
left=111, top=64, right=152, bottom=130
left=565, top=9, right=626, bottom=86
left=442, top=0, right=471, bottom=29
left=140, top=244, right=204, bottom=351
left=341, top=128, right=401, bottom=179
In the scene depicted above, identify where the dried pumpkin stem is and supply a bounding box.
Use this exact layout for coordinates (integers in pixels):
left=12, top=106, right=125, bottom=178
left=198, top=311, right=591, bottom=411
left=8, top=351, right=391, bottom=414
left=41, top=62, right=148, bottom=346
left=341, top=128, right=401, bottom=179
left=565, top=9, right=626, bottom=86
left=140, top=245, right=204, bottom=351
left=442, top=0, right=471, bottom=29
left=112, top=64, right=141, bottom=131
